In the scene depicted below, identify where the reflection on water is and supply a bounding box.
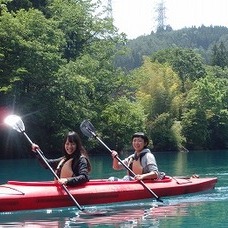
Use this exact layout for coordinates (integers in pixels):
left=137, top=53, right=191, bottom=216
left=0, top=202, right=191, bottom=227
left=0, top=190, right=227, bottom=227
left=75, top=203, right=191, bottom=227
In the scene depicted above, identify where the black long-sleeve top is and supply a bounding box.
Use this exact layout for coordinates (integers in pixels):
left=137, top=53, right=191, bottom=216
left=35, top=152, right=89, bottom=186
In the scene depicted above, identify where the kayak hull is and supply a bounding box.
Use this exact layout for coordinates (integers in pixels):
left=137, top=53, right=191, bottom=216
left=0, top=176, right=217, bottom=212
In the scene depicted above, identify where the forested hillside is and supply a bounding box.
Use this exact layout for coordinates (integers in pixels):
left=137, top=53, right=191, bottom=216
left=0, top=0, right=227, bottom=159
left=115, top=25, right=228, bottom=70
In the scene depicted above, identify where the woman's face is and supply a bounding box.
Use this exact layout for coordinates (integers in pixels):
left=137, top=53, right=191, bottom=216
left=65, top=139, right=77, bottom=155
left=132, top=137, right=146, bottom=152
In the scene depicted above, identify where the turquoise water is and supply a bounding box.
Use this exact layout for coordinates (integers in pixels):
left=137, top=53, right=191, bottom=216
left=0, top=150, right=227, bottom=227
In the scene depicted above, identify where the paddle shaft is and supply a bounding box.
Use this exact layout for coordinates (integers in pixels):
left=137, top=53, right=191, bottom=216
left=93, top=134, right=163, bottom=203
left=22, top=131, right=84, bottom=211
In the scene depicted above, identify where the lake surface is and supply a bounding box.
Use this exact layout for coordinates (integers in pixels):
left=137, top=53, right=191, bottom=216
left=0, top=150, right=227, bottom=227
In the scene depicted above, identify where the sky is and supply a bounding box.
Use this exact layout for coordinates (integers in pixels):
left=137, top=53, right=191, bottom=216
left=109, top=0, right=228, bottom=39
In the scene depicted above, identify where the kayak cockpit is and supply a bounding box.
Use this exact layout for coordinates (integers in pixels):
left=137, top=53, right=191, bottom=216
left=6, top=176, right=172, bottom=187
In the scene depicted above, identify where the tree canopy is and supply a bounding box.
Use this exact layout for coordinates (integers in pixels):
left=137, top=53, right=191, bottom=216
left=0, top=0, right=227, bottom=159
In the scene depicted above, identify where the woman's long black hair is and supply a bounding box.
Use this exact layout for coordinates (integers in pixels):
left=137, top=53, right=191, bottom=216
left=63, top=131, right=91, bottom=172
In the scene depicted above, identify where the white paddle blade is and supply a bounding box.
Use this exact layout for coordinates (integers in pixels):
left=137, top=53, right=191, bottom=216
left=4, top=115, right=25, bottom=132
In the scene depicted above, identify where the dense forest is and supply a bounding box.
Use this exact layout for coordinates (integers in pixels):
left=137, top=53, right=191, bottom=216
left=0, top=0, right=227, bottom=159
left=115, top=25, right=228, bottom=70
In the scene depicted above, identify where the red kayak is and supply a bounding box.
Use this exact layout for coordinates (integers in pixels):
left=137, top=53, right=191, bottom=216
left=0, top=176, right=217, bottom=212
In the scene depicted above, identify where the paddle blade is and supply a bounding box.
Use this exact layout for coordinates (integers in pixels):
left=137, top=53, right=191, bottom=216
left=80, top=120, right=96, bottom=138
left=4, top=115, right=25, bottom=133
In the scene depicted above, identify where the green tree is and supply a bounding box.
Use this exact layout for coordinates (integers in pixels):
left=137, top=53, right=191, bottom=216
left=148, top=113, right=184, bottom=151
left=132, top=57, right=185, bottom=151
left=211, top=42, right=228, bottom=69
left=100, top=96, right=147, bottom=151
left=182, top=73, right=228, bottom=149
left=0, top=8, right=65, bottom=110
left=5, top=0, right=48, bottom=12
left=151, top=48, right=206, bottom=93
left=48, top=0, right=119, bottom=62
left=181, top=109, right=209, bottom=149
left=0, top=0, right=127, bottom=156
left=133, top=57, right=182, bottom=119
left=0, top=8, right=68, bottom=154
left=52, top=50, right=128, bottom=141
left=115, top=25, right=228, bottom=71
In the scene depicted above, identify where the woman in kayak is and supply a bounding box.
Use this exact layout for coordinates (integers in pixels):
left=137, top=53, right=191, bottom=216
left=32, top=131, right=91, bottom=186
left=110, top=132, right=164, bottom=181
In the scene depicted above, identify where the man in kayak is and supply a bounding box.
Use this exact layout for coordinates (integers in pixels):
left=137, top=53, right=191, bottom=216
left=110, top=132, right=164, bottom=181
left=32, top=131, right=91, bottom=186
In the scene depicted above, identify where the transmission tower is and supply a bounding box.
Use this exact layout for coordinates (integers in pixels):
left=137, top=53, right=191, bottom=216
left=155, top=0, right=166, bottom=32
left=106, top=0, right=113, bottom=18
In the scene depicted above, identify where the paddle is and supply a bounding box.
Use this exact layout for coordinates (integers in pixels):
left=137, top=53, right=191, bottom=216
left=4, top=114, right=85, bottom=211
left=80, top=119, right=163, bottom=203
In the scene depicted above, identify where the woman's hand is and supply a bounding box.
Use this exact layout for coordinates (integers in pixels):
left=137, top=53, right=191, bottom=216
left=58, top=178, right=68, bottom=185
left=134, top=174, right=144, bottom=180
left=134, top=171, right=158, bottom=180
left=31, top=143, right=39, bottom=152
left=111, top=150, right=118, bottom=159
